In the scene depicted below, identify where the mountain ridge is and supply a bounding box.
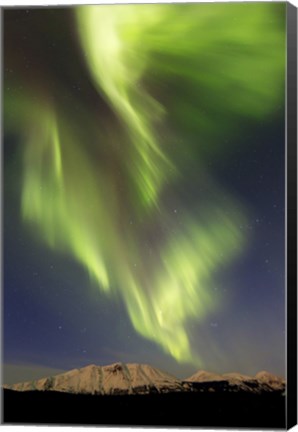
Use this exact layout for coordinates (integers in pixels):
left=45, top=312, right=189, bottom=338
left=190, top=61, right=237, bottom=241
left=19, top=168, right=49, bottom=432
left=3, top=362, right=285, bottom=395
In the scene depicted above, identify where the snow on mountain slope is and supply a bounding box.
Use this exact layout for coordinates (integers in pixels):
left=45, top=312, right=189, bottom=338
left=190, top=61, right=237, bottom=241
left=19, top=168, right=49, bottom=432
left=255, top=371, right=285, bottom=390
left=185, top=369, right=285, bottom=393
left=4, top=363, right=285, bottom=395
left=4, top=363, right=184, bottom=395
left=186, top=370, right=224, bottom=382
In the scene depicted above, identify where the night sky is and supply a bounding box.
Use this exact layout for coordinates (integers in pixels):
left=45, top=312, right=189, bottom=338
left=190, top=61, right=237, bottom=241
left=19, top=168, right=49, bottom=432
left=3, top=3, right=286, bottom=384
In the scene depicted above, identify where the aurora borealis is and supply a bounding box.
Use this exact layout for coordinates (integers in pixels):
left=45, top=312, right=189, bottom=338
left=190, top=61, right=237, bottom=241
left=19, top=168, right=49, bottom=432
left=3, top=3, right=286, bottom=382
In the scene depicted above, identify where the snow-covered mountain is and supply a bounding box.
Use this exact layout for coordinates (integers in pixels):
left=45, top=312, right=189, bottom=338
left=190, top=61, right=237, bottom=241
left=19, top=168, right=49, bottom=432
left=185, top=369, right=285, bottom=393
left=4, top=363, right=285, bottom=395
left=186, top=370, right=224, bottom=382
left=4, top=363, right=185, bottom=395
left=255, top=371, right=286, bottom=391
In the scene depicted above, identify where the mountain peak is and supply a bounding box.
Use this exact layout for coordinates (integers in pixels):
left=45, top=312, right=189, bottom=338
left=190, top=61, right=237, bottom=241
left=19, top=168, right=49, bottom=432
left=185, top=370, right=224, bottom=382
left=5, top=362, right=184, bottom=395
left=185, top=368, right=285, bottom=393
left=255, top=370, right=281, bottom=379
left=4, top=363, right=286, bottom=396
left=255, top=371, right=285, bottom=386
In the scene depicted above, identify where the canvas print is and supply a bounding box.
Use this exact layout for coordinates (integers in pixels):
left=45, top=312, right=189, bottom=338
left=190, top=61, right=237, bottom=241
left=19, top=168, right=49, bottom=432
left=2, top=2, right=289, bottom=428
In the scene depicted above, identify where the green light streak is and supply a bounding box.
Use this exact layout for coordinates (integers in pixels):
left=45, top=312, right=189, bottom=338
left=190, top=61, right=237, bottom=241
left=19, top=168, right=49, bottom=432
left=76, top=3, right=285, bottom=158
left=77, top=6, right=174, bottom=207
left=5, top=3, right=285, bottom=365
left=20, top=103, right=245, bottom=363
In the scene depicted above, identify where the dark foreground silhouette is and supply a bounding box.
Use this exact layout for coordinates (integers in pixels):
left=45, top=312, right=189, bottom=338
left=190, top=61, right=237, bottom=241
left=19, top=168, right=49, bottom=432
left=3, top=388, right=285, bottom=428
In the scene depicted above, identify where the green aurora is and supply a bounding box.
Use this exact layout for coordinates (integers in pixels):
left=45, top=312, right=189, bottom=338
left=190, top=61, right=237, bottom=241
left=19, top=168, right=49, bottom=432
left=5, top=3, right=285, bottom=366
